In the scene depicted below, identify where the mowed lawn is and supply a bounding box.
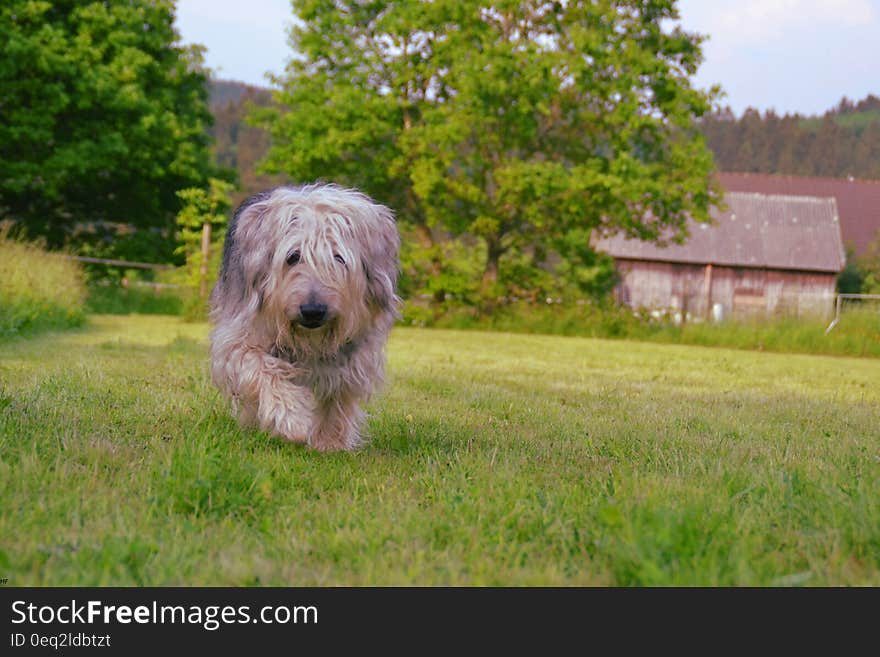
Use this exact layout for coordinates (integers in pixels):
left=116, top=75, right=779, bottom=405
left=1, top=315, right=878, bottom=586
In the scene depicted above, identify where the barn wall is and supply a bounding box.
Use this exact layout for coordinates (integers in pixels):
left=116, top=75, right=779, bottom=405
left=614, top=259, right=837, bottom=320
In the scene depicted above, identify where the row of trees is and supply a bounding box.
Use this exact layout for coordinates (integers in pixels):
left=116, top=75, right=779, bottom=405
left=5, top=1, right=879, bottom=306
left=699, top=96, right=880, bottom=180
left=2, top=0, right=722, bottom=310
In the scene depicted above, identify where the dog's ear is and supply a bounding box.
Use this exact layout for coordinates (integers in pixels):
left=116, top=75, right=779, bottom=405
left=226, top=191, right=276, bottom=311
left=361, top=203, right=400, bottom=315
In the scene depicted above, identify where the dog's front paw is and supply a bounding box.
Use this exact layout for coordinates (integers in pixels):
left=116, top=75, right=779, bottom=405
left=257, top=386, right=314, bottom=444
left=270, top=412, right=311, bottom=444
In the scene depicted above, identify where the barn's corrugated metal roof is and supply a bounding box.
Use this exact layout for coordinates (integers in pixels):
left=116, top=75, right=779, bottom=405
left=593, top=192, right=846, bottom=273
left=717, top=172, right=880, bottom=258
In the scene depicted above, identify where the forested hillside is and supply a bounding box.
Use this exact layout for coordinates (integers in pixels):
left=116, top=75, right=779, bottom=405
left=699, top=95, right=880, bottom=179
left=207, top=80, right=288, bottom=206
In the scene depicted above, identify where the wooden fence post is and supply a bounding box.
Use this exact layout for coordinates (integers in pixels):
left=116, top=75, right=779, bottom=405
left=704, top=263, right=713, bottom=320
left=200, top=222, right=211, bottom=300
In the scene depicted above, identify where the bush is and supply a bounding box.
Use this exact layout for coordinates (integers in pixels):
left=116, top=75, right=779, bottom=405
left=0, top=232, right=87, bottom=338
left=403, top=298, right=647, bottom=338
left=85, top=284, right=191, bottom=316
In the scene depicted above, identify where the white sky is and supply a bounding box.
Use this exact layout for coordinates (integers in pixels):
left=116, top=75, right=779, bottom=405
left=175, top=0, right=880, bottom=116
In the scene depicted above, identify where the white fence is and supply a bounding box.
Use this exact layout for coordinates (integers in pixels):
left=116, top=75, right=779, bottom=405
left=825, top=293, right=880, bottom=334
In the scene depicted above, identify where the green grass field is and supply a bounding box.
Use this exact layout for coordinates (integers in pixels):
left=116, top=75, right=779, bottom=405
left=1, top=314, right=878, bottom=585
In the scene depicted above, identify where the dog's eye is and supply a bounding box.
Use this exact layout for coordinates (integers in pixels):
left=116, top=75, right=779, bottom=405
left=334, top=254, right=346, bottom=266
left=286, top=250, right=301, bottom=266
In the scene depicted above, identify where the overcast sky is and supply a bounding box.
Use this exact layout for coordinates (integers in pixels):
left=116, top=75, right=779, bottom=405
left=175, top=0, right=880, bottom=117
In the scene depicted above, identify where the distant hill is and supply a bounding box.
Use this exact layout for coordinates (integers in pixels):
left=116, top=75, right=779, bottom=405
left=206, top=80, right=880, bottom=202
left=207, top=79, right=287, bottom=204
left=208, top=79, right=272, bottom=111
left=800, top=95, right=880, bottom=133
left=699, top=94, right=880, bottom=179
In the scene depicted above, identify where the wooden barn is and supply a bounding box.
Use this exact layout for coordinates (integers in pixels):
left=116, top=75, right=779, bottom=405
left=717, top=172, right=880, bottom=258
left=593, top=192, right=847, bottom=321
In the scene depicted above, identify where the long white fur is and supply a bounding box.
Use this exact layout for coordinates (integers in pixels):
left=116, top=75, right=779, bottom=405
left=209, top=184, right=400, bottom=452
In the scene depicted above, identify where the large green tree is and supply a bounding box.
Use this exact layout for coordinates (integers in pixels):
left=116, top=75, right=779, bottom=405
left=0, top=0, right=219, bottom=260
left=259, top=0, right=721, bottom=302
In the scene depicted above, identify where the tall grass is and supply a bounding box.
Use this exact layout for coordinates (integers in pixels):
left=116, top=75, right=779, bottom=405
left=405, top=300, right=880, bottom=358
left=652, top=308, right=880, bottom=358
left=0, top=233, right=87, bottom=339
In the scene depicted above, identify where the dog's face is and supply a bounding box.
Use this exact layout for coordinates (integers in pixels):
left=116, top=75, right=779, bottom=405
left=269, top=208, right=367, bottom=341
left=281, top=244, right=346, bottom=330
left=221, top=185, right=400, bottom=354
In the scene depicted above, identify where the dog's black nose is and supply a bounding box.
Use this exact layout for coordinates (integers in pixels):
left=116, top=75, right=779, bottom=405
left=299, top=303, right=328, bottom=327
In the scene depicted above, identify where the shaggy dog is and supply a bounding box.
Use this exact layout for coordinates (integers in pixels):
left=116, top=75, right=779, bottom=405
left=209, top=184, right=400, bottom=452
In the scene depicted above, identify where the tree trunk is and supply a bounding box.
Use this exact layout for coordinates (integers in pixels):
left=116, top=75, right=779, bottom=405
left=481, top=246, right=501, bottom=289
left=413, top=214, right=445, bottom=304
left=398, top=92, right=444, bottom=305
left=480, top=239, right=504, bottom=312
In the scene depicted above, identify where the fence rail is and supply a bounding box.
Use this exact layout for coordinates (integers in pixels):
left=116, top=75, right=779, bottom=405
left=825, top=293, right=880, bottom=334
left=92, top=279, right=185, bottom=290
left=58, top=254, right=174, bottom=270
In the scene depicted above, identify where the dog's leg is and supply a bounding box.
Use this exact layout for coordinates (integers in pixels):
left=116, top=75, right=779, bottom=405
left=309, top=391, right=365, bottom=452
left=213, top=340, right=314, bottom=443
left=254, top=360, right=315, bottom=444
left=306, top=341, right=385, bottom=452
